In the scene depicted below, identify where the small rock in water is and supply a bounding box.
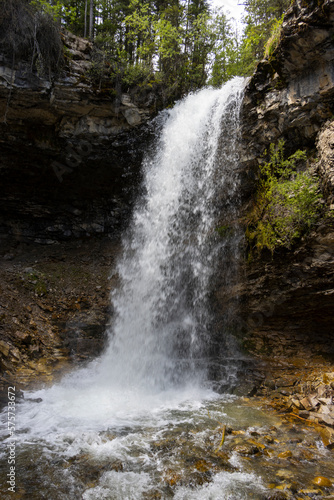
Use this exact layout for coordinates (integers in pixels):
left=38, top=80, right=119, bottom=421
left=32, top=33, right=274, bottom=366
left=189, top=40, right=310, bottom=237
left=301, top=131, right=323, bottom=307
left=265, top=492, right=288, bottom=500
left=233, top=443, right=259, bottom=455
left=276, top=469, right=293, bottom=479
left=26, top=397, right=43, bottom=403
left=277, top=450, right=292, bottom=459
left=320, top=427, right=334, bottom=449
left=312, top=476, right=332, bottom=487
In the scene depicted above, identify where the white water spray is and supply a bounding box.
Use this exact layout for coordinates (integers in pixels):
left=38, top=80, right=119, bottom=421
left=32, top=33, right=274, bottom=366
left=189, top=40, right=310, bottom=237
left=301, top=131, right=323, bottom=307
left=97, top=77, right=245, bottom=390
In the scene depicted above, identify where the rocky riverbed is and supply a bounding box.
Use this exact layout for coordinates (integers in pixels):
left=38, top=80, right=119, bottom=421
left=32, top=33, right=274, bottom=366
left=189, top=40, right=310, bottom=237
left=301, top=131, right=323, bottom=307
left=1, top=235, right=334, bottom=464
left=0, top=236, right=120, bottom=404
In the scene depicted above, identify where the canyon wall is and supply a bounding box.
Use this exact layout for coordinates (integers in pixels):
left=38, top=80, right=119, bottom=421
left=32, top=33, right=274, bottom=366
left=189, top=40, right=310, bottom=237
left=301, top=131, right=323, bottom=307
left=0, top=31, right=162, bottom=244
left=233, top=0, right=334, bottom=396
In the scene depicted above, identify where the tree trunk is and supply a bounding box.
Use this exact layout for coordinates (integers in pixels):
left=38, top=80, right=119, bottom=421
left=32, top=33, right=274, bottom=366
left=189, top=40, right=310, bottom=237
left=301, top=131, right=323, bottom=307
left=84, top=0, right=88, bottom=38
left=89, top=0, right=94, bottom=40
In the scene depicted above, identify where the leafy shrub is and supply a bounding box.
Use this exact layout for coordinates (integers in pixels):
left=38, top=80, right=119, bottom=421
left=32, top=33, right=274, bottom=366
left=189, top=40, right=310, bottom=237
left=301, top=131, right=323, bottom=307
left=122, top=63, right=154, bottom=87
left=246, top=140, right=322, bottom=255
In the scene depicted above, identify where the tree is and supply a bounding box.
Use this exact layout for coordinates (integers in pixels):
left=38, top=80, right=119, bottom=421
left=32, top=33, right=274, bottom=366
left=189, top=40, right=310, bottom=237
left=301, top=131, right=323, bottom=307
left=89, top=0, right=94, bottom=38
left=239, top=0, right=290, bottom=74
left=0, top=0, right=64, bottom=76
left=209, top=10, right=240, bottom=87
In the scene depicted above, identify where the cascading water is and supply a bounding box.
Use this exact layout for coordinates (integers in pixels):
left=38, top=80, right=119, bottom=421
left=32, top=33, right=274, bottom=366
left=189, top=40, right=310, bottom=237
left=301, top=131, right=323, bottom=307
left=0, top=77, right=284, bottom=499
left=98, top=77, right=245, bottom=391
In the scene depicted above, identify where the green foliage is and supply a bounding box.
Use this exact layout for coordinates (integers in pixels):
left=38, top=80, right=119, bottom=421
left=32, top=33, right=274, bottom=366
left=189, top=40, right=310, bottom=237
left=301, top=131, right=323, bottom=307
left=0, top=0, right=293, bottom=95
left=239, top=0, right=290, bottom=75
left=264, top=15, right=283, bottom=58
left=30, top=0, right=76, bottom=23
left=208, top=10, right=241, bottom=87
left=122, top=62, right=153, bottom=86
left=215, top=224, right=232, bottom=237
left=90, top=0, right=216, bottom=96
left=246, top=141, right=322, bottom=255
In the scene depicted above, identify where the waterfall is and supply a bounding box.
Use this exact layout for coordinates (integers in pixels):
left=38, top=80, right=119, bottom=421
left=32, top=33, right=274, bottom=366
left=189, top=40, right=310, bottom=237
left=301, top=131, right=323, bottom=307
left=98, top=77, right=245, bottom=390
left=2, top=77, right=330, bottom=500
left=6, top=79, right=245, bottom=435
left=1, top=79, right=272, bottom=500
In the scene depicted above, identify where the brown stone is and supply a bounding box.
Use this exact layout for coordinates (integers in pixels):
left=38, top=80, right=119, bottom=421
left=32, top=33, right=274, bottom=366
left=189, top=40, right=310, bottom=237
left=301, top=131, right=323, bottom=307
left=318, top=413, right=334, bottom=426
left=0, top=340, right=10, bottom=357
left=233, top=444, right=259, bottom=456
left=312, top=476, right=332, bottom=487
left=320, top=427, right=334, bottom=449
left=300, top=397, right=313, bottom=411
left=277, top=450, right=292, bottom=459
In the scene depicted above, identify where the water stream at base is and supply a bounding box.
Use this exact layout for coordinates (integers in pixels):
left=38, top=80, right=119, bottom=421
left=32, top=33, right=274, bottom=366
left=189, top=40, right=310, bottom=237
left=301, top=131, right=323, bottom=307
left=1, top=78, right=334, bottom=499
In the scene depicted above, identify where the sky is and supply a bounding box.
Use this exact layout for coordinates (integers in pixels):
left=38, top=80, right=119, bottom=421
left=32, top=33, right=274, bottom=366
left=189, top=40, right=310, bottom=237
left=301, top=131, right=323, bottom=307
left=211, top=0, right=245, bottom=23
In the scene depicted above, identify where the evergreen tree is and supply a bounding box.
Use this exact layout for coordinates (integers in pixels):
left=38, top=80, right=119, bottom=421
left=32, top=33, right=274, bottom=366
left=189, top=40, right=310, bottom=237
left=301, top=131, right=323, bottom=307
left=240, top=0, right=290, bottom=74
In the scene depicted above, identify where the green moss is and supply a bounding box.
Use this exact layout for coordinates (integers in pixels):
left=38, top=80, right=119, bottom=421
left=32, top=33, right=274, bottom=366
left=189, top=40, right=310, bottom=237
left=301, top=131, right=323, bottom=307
left=25, top=271, right=48, bottom=296
left=215, top=225, right=232, bottom=238
left=246, top=140, right=322, bottom=256
left=264, top=16, right=284, bottom=59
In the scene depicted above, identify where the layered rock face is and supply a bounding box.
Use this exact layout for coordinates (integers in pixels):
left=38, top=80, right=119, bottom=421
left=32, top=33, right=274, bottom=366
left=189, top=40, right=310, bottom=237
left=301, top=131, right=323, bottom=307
left=241, top=0, right=334, bottom=181
left=0, top=31, right=160, bottom=243
left=235, top=0, right=334, bottom=418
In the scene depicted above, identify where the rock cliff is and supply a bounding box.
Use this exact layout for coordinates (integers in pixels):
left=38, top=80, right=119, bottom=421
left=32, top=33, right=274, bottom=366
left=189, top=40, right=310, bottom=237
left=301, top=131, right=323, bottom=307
left=241, top=0, right=334, bottom=179
left=0, top=30, right=162, bottom=243
left=0, top=29, right=165, bottom=400
left=234, top=0, right=334, bottom=433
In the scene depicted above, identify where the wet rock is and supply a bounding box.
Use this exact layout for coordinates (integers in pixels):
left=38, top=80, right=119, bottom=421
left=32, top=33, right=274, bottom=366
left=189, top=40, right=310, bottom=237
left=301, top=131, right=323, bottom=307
left=236, top=0, right=334, bottom=401
left=312, top=476, right=332, bottom=488
left=0, top=340, right=10, bottom=357
left=318, top=413, right=334, bottom=426
left=320, top=426, right=334, bottom=449
left=277, top=450, right=292, bottom=459
left=14, top=330, right=32, bottom=344
left=298, top=449, right=315, bottom=462
left=142, top=490, right=163, bottom=499
left=300, top=397, right=314, bottom=411
left=241, top=0, right=334, bottom=178
left=299, top=490, right=322, bottom=497
left=276, top=470, right=293, bottom=480
left=110, top=460, right=123, bottom=472
left=317, top=121, right=334, bottom=196
left=298, top=410, right=310, bottom=418
left=186, top=471, right=212, bottom=487
left=0, top=28, right=163, bottom=243
left=4, top=253, right=15, bottom=261
left=233, top=443, right=260, bottom=455
left=0, top=239, right=118, bottom=394
left=265, top=492, right=288, bottom=500
left=194, top=459, right=212, bottom=473
left=163, top=469, right=183, bottom=487
left=26, top=397, right=43, bottom=403
left=122, top=107, right=142, bottom=126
